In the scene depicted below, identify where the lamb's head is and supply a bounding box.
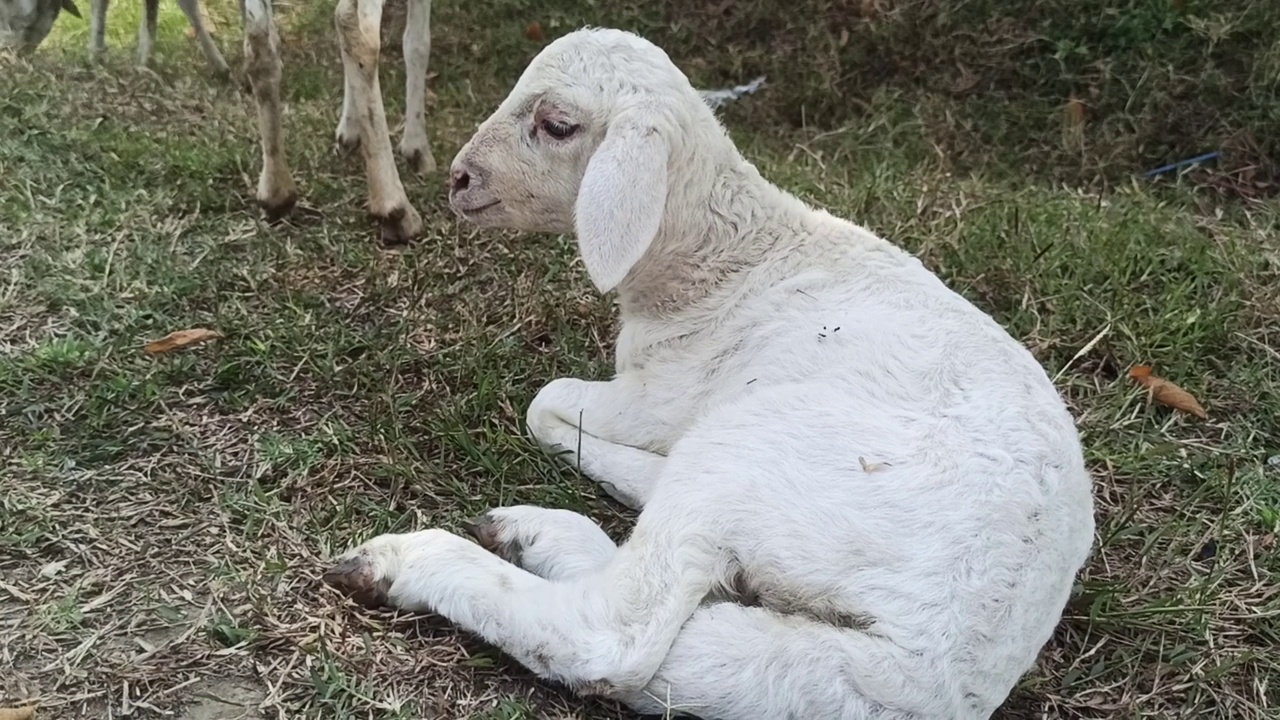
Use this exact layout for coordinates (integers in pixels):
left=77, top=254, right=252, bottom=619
left=0, top=0, right=79, bottom=52
left=449, top=27, right=728, bottom=292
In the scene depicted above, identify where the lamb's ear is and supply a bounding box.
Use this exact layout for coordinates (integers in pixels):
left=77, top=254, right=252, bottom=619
left=574, top=115, right=669, bottom=293
left=61, top=0, right=82, bottom=19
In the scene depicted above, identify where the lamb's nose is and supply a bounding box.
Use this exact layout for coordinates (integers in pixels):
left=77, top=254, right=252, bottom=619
left=451, top=167, right=471, bottom=194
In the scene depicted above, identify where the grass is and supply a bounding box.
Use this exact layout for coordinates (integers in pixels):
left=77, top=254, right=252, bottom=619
left=0, top=0, right=1278, bottom=718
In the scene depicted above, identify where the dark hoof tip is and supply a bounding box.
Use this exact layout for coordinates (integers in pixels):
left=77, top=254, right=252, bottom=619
left=335, top=135, right=361, bottom=156
left=376, top=207, right=420, bottom=246
left=259, top=193, right=297, bottom=223
left=323, top=555, right=390, bottom=609
left=461, top=514, right=500, bottom=552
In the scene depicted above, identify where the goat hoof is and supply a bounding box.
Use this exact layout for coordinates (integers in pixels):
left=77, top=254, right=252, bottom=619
left=461, top=513, right=523, bottom=565
left=334, top=133, right=361, bottom=156
left=399, top=143, right=436, bottom=175
left=377, top=206, right=422, bottom=245
left=258, top=191, right=297, bottom=222
left=323, top=554, right=390, bottom=609
left=461, top=514, right=500, bottom=551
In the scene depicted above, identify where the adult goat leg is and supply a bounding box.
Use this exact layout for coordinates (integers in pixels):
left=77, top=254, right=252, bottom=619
left=241, top=0, right=297, bottom=220
left=136, top=0, right=156, bottom=66
left=334, top=0, right=422, bottom=243
left=88, top=0, right=107, bottom=58
left=176, top=0, right=231, bottom=78
left=398, top=0, right=434, bottom=173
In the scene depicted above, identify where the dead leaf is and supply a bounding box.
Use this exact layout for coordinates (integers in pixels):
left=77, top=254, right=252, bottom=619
left=524, top=21, right=544, bottom=42
left=1064, top=94, right=1086, bottom=130
left=1128, top=365, right=1207, bottom=419
left=0, top=705, right=37, bottom=720
left=143, top=328, right=223, bottom=355
left=859, top=456, right=891, bottom=473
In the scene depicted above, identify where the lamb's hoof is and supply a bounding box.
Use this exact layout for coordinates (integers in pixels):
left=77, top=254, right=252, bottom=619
left=399, top=142, right=436, bottom=175
left=258, top=190, right=297, bottom=223
left=211, top=64, right=232, bottom=84
left=323, top=554, right=390, bottom=609
left=461, top=513, right=523, bottom=565
left=461, top=514, right=500, bottom=551
left=377, top=205, right=422, bottom=245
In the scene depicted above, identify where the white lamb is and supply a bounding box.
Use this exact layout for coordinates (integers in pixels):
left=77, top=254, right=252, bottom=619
left=323, top=27, right=1096, bottom=720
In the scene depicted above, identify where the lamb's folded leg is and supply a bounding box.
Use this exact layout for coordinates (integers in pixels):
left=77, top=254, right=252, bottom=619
left=325, top=492, right=716, bottom=696
left=527, top=376, right=670, bottom=509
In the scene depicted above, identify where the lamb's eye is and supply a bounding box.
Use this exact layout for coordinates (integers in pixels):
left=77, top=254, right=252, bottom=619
left=541, top=118, right=579, bottom=140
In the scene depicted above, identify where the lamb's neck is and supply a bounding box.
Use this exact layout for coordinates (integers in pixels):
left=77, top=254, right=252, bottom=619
left=616, top=157, right=809, bottom=319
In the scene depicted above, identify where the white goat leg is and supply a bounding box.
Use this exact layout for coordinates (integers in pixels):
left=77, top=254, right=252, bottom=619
left=176, top=0, right=230, bottom=77
left=335, top=70, right=360, bottom=151
left=398, top=0, right=434, bottom=173
left=463, top=505, right=619, bottom=581
left=528, top=377, right=669, bottom=508
left=88, top=0, right=107, bottom=57
left=136, top=0, right=156, bottom=66
left=333, top=0, right=422, bottom=243
left=326, top=496, right=717, bottom=695
left=241, top=0, right=297, bottom=220
left=462, top=506, right=913, bottom=720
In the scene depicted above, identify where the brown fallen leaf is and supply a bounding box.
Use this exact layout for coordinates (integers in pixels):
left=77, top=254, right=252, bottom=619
left=1128, top=365, right=1207, bottom=419
left=0, top=705, right=37, bottom=720
left=143, top=328, right=223, bottom=355
left=1064, top=93, right=1086, bottom=130
left=524, top=21, right=544, bottom=42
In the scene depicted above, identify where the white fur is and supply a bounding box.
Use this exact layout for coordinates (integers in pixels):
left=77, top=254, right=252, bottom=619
left=330, top=27, right=1096, bottom=719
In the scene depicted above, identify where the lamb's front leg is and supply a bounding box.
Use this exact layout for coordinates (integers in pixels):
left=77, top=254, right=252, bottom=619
left=324, top=505, right=715, bottom=695
left=528, top=377, right=670, bottom=509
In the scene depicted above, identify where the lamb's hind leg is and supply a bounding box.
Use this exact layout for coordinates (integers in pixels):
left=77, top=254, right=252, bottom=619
left=324, top=488, right=718, bottom=696
left=334, top=0, right=422, bottom=243
left=460, top=507, right=903, bottom=720
left=463, top=506, right=619, bottom=581
left=240, top=0, right=297, bottom=220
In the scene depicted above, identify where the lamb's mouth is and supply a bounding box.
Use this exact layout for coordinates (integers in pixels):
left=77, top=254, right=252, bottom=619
left=453, top=199, right=501, bottom=218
